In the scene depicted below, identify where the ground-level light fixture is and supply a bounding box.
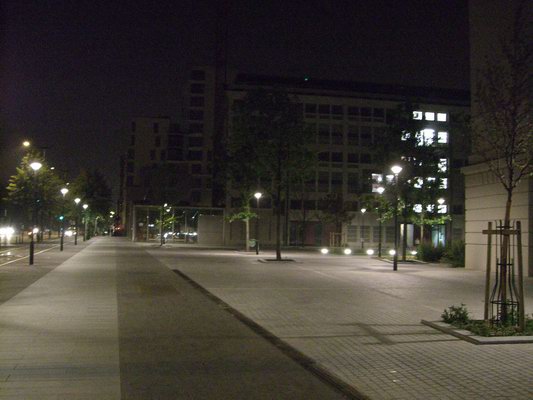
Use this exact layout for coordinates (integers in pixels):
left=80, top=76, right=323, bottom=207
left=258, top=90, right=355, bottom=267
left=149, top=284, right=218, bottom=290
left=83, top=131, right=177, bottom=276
left=366, top=249, right=375, bottom=256
left=320, top=248, right=329, bottom=254
left=343, top=248, right=352, bottom=255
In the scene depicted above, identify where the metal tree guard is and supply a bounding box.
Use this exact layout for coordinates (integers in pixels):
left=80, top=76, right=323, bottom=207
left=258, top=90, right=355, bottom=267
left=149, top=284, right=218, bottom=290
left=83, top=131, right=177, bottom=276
left=483, top=220, right=525, bottom=331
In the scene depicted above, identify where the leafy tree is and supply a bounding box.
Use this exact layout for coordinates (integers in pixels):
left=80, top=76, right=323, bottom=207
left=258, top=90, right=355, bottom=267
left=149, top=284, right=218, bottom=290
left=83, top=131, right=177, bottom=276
left=69, top=169, right=112, bottom=235
left=5, top=151, right=64, bottom=230
left=228, top=88, right=315, bottom=259
left=377, top=101, right=451, bottom=256
left=318, top=192, right=351, bottom=246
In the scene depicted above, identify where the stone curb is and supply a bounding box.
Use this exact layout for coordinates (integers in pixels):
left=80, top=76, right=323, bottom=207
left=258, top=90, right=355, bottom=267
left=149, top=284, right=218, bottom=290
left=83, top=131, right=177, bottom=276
left=421, top=320, right=533, bottom=345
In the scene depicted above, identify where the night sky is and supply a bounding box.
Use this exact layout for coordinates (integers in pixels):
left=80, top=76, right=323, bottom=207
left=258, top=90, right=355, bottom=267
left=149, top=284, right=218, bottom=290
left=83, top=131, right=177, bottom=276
left=1, top=0, right=470, bottom=196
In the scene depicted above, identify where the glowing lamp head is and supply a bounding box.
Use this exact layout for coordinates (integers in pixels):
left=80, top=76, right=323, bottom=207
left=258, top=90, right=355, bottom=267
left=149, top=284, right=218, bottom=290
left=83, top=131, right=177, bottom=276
left=366, top=249, right=375, bottom=255
left=391, top=165, right=402, bottom=175
left=437, top=198, right=445, bottom=205
left=343, top=248, right=352, bottom=255
left=320, top=248, right=329, bottom=255
left=376, top=187, right=385, bottom=194
left=411, top=250, right=418, bottom=256
left=60, top=188, right=69, bottom=196
left=389, top=249, right=396, bottom=256
left=254, top=192, right=262, bottom=200
left=82, top=204, right=88, bottom=210
left=74, top=198, right=81, bottom=204
left=361, top=208, right=367, bottom=214
left=23, top=141, right=31, bottom=147
left=30, top=162, right=42, bottom=171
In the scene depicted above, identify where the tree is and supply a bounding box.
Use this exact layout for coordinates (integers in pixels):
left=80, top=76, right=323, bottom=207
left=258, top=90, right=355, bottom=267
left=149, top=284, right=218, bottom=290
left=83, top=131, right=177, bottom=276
left=471, top=3, right=532, bottom=228
left=70, top=169, right=112, bottom=235
left=318, top=193, right=351, bottom=246
left=5, top=151, right=64, bottom=231
left=227, top=88, right=315, bottom=259
left=471, top=2, right=532, bottom=325
left=377, top=101, right=451, bottom=256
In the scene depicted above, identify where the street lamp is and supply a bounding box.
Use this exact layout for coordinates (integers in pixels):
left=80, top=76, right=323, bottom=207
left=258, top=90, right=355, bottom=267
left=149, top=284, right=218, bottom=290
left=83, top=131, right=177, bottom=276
left=360, top=208, right=367, bottom=249
left=82, top=204, right=88, bottom=241
left=59, top=188, right=68, bottom=251
left=391, top=165, right=402, bottom=271
left=376, top=186, right=385, bottom=257
left=29, top=161, right=42, bottom=265
left=74, top=198, right=81, bottom=245
left=254, top=192, right=262, bottom=255
left=23, top=140, right=31, bottom=148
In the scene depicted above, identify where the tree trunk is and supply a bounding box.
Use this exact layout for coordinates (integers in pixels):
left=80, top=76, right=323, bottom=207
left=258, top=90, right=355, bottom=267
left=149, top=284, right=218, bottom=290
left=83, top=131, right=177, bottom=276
left=402, top=214, right=408, bottom=261
left=245, top=217, right=250, bottom=252
left=499, top=190, right=513, bottom=323
left=276, top=189, right=282, bottom=260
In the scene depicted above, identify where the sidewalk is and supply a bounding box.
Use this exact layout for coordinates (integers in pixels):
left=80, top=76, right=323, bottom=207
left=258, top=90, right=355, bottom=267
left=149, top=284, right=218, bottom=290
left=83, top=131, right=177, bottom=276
left=0, top=237, right=346, bottom=399
left=148, top=244, right=533, bottom=400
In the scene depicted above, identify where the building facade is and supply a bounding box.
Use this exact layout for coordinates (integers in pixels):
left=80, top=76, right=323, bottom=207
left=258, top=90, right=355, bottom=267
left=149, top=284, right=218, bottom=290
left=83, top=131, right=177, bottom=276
left=122, top=68, right=470, bottom=250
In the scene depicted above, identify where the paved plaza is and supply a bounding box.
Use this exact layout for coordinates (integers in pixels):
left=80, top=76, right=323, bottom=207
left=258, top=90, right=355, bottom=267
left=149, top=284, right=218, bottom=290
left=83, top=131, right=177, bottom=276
left=1, top=237, right=533, bottom=399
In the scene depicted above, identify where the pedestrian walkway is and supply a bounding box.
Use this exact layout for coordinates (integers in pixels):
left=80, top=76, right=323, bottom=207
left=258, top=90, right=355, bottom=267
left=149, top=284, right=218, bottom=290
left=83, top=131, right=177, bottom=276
left=0, top=238, right=347, bottom=399
left=149, top=245, right=533, bottom=400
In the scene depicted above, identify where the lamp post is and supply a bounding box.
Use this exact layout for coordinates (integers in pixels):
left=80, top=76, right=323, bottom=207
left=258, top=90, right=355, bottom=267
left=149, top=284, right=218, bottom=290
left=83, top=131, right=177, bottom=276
left=59, top=188, right=68, bottom=251
left=254, top=192, right=262, bottom=255
left=82, top=204, right=88, bottom=241
left=437, top=197, right=446, bottom=246
left=360, top=208, right=367, bottom=249
left=74, top=198, right=81, bottom=245
left=29, top=161, right=42, bottom=265
left=376, top=186, right=385, bottom=257
left=391, top=165, right=402, bottom=271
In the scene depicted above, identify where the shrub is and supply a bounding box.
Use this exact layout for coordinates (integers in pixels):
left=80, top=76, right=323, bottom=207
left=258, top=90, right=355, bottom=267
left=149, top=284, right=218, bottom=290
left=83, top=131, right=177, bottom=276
left=442, top=240, right=465, bottom=268
left=416, top=242, right=445, bottom=262
left=442, top=303, right=470, bottom=326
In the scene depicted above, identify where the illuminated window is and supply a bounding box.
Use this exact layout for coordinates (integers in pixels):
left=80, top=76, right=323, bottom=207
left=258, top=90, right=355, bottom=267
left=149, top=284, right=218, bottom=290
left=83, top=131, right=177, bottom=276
left=414, top=177, right=423, bottom=188
left=372, top=173, right=383, bottom=183
left=437, top=204, right=448, bottom=214
left=440, top=178, right=448, bottom=189
left=402, top=131, right=410, bottom=141
left=413, top=111, right=423, bottom=120
left=437, top=113, right=447, bottom=122
left=426, top=177, right=436, bottom=185
left=423, top=129, right=434, bottom=145
left=385, top=174, right=394, bottom=183
left=425, top=112, right=435, bottom=121
left=426, top=204, right=434, bottom=212
left=413, top=204, right=422, bottom=213
left=438, top=159, right=448, bottom=172
left=437, top=131, right=448, bottom=143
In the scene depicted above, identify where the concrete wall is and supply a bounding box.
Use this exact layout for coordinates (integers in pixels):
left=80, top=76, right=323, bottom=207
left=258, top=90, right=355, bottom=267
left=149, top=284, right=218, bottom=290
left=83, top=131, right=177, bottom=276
left=463, top=163, right=532, bottom=276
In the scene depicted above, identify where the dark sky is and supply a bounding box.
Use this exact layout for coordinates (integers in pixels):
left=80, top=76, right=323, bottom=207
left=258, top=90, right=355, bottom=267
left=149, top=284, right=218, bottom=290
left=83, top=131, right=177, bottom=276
left=1, top=0, right=470, bottom=196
